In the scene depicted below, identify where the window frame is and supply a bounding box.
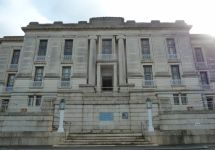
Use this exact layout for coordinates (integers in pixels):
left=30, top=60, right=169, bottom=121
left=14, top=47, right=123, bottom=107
left=7, top=74, right=15, bottom=87
left=99, top=36, right=115, bottom=54
left=171, top=65, right=181, bottom=80
left=35, top=96, right=42, bottom=106
left=38, top=40, right=48, bottom=56
left=141, top=39, right=150, bottom=55
left=64, top=40, right=74, bottom=55
left=143, top=66, right=153, bottom=80
left=200, top=71, right=209, bottom=85
left=194, top=47, right=204, bottom=62
left=28, top=96, right=34, bottom=106
left=102, top=39, right=112, bottom=54
left=11, top=50, right=21, bottom=64
left=34, top=67, right=44, bottom=81
left=164, top=35, right=179, bottom=58
left=61, top=36, right=75, bottom=60
left=173, top=94, right=179, bottom=105
left=181, top=94, right=187, bottom=105
left=192, top=45, right=207, bottom=65
left=62, top=66, right=71, bottom=81
left=166, top=38, right=177, bottom=54
left=35, top=37, right=50, bottom=58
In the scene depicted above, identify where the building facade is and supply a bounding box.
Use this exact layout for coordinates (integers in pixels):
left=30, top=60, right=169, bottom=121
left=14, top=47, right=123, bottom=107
left=0, top=17, right=215, bottom=136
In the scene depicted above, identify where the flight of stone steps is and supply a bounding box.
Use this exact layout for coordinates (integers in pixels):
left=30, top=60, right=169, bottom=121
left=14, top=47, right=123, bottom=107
left=53, top=133, right=158, bottom=147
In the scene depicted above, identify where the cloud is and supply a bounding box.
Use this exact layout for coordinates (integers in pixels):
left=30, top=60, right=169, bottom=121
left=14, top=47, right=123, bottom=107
left=0, top=0, right=215, bottom=37
left=0, top=0, right=51, bottom=37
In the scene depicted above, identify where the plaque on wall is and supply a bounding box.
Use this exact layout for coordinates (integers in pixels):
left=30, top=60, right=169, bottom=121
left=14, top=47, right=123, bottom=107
left=99, top=113, right=114, bottom=121
left=122, top=112, right=128, bottom=119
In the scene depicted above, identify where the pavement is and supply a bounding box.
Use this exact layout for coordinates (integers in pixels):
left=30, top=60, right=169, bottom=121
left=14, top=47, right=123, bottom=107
left=1, top=144, right=215, bottom=150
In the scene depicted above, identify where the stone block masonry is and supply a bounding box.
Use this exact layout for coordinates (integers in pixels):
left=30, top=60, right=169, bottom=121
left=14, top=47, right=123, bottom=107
left=0, top=112, right=53, bottom=132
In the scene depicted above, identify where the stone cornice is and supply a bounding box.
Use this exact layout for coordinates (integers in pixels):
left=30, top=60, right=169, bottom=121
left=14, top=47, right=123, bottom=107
left=22, top=25, right=192, bottom=32
left=0, top=36, right=24, bottom=42
left=22, top=18, right=192, bottom=32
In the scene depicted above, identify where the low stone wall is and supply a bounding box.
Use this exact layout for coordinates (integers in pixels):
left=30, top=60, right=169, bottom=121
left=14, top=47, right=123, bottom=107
left=0, top=112, right=53, bottom=132
left=0, top=132, right=66, bottom=145
left=0, top=112, right=66, bottom=145
left=145, top=110, right=215, bottom=145
left=159, top=110, right=215, bottom=130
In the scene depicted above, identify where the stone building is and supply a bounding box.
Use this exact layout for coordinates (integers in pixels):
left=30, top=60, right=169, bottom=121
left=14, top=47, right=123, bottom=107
left=0, top=17, right=215, bottom=146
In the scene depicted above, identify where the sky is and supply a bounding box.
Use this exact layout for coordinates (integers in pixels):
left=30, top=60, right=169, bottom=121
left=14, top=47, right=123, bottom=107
left=0, top=0, right=215, bottom=37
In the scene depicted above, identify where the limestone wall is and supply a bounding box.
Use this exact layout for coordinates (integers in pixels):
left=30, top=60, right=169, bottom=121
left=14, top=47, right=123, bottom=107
left=0, top=112, right=53, bottom=132
left=0, top=132, right=66, bottom=145
left=145, top=110, right=215, bottom=145
left=159, top=110, right=215, bottom=130
left=53, top=92, right=159, bottom=133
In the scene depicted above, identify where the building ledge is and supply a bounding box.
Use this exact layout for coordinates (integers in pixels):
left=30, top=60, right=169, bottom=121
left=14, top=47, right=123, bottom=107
left=141, top=60, right=153, bottom=63
left=34, top=61, right=46, bottom=64
left=168, top=59, right=181, bottom=63
left=7, top=69, right=18, bottom=72
left=61, top=61, right=73, bottom=64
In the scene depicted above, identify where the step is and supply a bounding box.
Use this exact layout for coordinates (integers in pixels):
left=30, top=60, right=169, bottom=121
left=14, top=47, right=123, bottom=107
left=68, top=133, right=143, bottom=137
left=65, top=139, right=146, bottom=142
left=53, top=144, right=159, bottom=147
left=58, top=141, right=152, bottom=145
left=67, top=136, right=143, bottom=140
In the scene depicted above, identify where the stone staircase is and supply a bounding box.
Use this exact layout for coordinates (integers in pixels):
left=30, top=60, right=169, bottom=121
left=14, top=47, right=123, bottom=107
left=53, top=133, right=158, bottom=147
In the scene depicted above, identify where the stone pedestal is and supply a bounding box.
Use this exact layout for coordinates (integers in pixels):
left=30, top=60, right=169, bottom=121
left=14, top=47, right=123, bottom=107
left=79, top=84, right=95, bottom=93
left=119, top=83, right=135, bottom=93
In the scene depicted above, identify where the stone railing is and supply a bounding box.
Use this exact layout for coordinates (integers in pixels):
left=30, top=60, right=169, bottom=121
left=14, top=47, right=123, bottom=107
left=61, top=55, right=72, bottom=61
left=2, top=87, right=13, bottom=92
left=168, top=54, right=180, bottom=59
left=197, top=62, right=207, bottom=67
left=143, top=80, right=157, bottom=86
left=171, top=79, right=185, bottom=86
left=34, top=56, right=46, bottom=61
left=8, top=64, right=18, bottom=69
left=97, top=54, right=116, bottom=60
left=29, top=81, right=44, bottom=88
left=58, top=81, right=72, bottom=88
left=141, top=54, right=152, bottom=60
left=202, top=84, right=214, bottom=90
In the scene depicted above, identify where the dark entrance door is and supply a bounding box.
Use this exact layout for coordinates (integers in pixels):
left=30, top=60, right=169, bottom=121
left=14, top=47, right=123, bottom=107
left=102, top=76, right=112, bottom=91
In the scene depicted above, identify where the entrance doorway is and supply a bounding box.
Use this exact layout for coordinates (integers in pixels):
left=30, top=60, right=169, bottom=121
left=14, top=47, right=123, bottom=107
left=102, top=76, right=113, bottom=91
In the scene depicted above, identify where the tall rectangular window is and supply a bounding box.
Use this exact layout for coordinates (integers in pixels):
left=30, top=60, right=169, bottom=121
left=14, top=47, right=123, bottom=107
left=28, top=96, right=34, bottom=106
left=200, top=72, right=208, bottom=85
left=171, top=66, right=180, bottom=79
left=62, top=67, right=71, bottom=81
left=38, top=40, right=47, bottom=56
left=141, top=39, right=150, bottom=54
left=181, top=94, right=187, bottom=105
left=173, top=94, right=179, bottom=105
left=7, top=74, right=15, bottom=87
left=102, top=40, right=112, bottom=54
left=36, top=96, right=42, bottom=106
left=144, top=66, right=153, bottom=80
left=11, top=50, right=20, bottom=64
left=1, top=100, right=9, bottom=112
left=34, top=67, right=43, bottom=81
left=64, top=40, right=73, bottom=55
left=167, top=39, right=176, bottom=54
left=195, top=48, right=204, bottom=62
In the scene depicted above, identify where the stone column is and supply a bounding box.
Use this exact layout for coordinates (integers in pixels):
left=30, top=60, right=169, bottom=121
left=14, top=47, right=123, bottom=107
left=88, top=36, right=97, bottom=85
left=97, top=64, right=101, bottom=92
left=113, top=64, right=117, bottom=92
left=116, top=35, right=126, bottom=85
